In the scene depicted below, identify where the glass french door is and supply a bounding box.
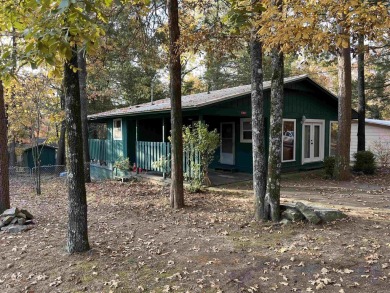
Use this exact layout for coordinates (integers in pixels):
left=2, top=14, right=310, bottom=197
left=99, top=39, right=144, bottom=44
left=302, top=121, right=324, bottom=163
left=220, top=122, right=235, bottom=165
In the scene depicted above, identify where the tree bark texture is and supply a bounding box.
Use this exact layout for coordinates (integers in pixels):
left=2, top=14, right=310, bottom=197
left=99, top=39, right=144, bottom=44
left=264, top=47, right=284, bottom=222
left=78, top=48, right=91, bottom=183
left=335, top=34, right=352, bottom=180
left=56, top=120, right=66, bottom=166
left=357, top=34, right=365, bottom=152
left=56, top=92, right=66, bottom=167
left=168, top=0, right=184, bottom=208
left=0, top=80, right=10, bottom=213
left=250, top=34, right=267, bottom=221
left=64, top=46, right=90, bottom=253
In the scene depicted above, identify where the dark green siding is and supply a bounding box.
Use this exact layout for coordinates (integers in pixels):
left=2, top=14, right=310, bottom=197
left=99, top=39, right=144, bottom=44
left=192, top=86, right=337, bottom=173
left=90, top=79, right=340, bottom=173
left=24, top=146, right=56, bottom=169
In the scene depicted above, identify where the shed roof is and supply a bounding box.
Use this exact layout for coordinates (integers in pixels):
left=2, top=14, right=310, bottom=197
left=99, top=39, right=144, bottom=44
left=88, top=75, right=338, bottom=120
left=353, top=119, right=390, bottom=128
left=23, top=144, right=58, bottom=152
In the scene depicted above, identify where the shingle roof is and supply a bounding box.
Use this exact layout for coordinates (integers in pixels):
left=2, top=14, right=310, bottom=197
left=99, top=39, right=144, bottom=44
left=88, top=74, right=330, bottom=120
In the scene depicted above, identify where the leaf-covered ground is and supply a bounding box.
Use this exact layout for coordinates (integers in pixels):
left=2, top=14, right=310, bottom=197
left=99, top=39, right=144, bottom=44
left=2, top=170, right=390, bottom=293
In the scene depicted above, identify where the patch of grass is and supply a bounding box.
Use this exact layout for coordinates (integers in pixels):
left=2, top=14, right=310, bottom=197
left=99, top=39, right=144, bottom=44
left=135, top=263, right=180, bottom=291
left=74, top=261, right=99, bottom=283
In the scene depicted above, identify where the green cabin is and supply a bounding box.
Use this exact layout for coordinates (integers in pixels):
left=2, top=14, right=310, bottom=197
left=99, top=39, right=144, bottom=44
left=23, top=145, right=57, bottom=169
left=88, top=75, right=357, bottom=178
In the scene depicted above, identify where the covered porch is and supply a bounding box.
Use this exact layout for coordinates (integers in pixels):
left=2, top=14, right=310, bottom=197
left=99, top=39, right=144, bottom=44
left=88, top=111, right=251, bottom=180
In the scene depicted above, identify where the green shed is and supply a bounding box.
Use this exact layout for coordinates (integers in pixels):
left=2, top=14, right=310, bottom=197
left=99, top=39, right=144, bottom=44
left=88, top=75, right=358, bottom=177
left=23, top=145, right=57, bottom=169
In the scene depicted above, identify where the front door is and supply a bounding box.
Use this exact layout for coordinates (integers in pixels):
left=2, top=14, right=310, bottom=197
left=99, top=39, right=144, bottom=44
left=220, top=122, right=235, bottom=165
left=302, top=120, right=324, bottom=163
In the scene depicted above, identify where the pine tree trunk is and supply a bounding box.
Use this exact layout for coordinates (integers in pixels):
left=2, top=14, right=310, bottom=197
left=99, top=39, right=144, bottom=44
left=64, top=46, right=90, bottom=253
left=335, top=27, right=352, bottom=181
left=56, top=92, right=66, bottom=167
left=251, top=34, right=267, bottom=221
left=56, top=120, right=66, bottom=166
left=264, top=47, right=284, bottom=222
left=78, top=48, right=91, bottom=183
left=0, top=80, right=10, bottom=213
left=357, top=34, right=365, bottom=152
left=168, top=0, right=184, bottom=208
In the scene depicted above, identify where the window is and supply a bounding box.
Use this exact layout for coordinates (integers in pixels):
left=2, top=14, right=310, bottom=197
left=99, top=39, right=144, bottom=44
left=282, top=119, right=296, bottom=162
left=113, top=119, right=122, bottom=140
left=240, top=118, right=252, bottom=143
left=329, top=121, right=338, bottom=156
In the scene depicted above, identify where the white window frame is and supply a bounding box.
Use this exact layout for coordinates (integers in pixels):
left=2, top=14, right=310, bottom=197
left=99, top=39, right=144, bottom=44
left=240, top=118, right=252, bottom=143
left=113, top=118, right=122, bottom=140
left=301, top=119, right=325, bottom=164
left=282, top=119, right=296, bottom=162
left=329, top=121, right=338, bottom=156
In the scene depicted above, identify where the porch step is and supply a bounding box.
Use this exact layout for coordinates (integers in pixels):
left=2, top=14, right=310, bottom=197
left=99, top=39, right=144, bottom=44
left=214, top=165, right=238, bottom=173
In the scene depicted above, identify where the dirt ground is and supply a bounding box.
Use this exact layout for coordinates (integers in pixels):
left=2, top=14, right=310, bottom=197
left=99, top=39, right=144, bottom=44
left=1, top=169, right=390, bottom=293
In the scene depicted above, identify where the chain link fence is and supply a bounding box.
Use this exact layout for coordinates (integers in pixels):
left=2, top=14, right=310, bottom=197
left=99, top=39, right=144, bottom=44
left=9, top=164, right=98, bottom=195
left=9, top=165, right=67, bottom=195
left=31, top=165, right=66, bottom=178
left=9, top=166, right=33, bottom=184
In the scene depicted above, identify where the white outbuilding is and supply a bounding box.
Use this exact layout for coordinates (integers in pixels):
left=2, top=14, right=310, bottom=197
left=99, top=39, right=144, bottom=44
left=350, top=119, right=390, bottom=164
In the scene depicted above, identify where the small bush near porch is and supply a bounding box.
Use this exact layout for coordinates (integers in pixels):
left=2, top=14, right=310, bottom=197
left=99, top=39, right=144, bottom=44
left=3, top=170, right=390, bottom=292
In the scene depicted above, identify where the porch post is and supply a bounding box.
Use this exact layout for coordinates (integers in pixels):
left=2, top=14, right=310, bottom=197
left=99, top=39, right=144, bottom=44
left=136, top=119, right=139, bottom=174
left=162, top=118, right=166, bottom=179
left=162, top=118, right=165, bottom=143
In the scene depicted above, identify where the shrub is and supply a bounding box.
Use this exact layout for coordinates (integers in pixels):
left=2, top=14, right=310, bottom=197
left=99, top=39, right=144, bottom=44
left=323, top=156, right=336, bottom=178
left=182, top=121, right=220, bottom=187
left=371, top=139, right=390, bottom=167
left=152, top=155, right=170, bottom=175
left=113, top=156, right=130, bottom=171
left=353, top=151, right=376, bottom=175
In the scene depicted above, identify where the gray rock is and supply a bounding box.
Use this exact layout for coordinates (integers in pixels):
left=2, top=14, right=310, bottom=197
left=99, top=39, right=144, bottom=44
left=1, top=224, right=33, bottom=233
left=16, top=212, right=26, bottom=219
left=295, top=202, right=322, bottom=224
left=2, top=207, right=19, bottom=217
left=10, top=217, right=18, bottom=224
left=282, top=208, right=304, bottom=222
left=314, top=209, right=347, bottom=222
left=280, top=218, right=291, bottom=225
left=280, top=203, right=297, bottom=211
left=2, top=216, right=14, bottom=226
left=20, top=209, right=34, bottom=220
left=17, top=218, right=26, bottom=225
